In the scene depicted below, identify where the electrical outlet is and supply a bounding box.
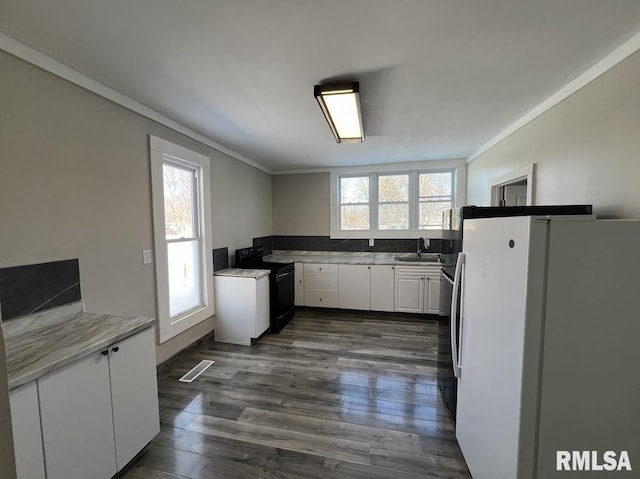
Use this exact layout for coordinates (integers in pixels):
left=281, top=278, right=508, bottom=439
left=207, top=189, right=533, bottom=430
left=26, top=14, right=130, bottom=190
left=369, top=238, right=375, bottom=246
left=142, top=249, right=153, bottom=264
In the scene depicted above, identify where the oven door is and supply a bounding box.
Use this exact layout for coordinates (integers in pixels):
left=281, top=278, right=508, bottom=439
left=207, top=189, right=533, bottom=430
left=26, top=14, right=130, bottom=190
left=271, top=265, right=295, bottom=333
left=438, top=268, right=457, bottom=420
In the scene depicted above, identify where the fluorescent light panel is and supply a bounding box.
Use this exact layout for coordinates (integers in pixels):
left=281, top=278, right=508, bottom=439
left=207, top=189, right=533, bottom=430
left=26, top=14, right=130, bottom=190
left=314, top=82, right=364, bottom=143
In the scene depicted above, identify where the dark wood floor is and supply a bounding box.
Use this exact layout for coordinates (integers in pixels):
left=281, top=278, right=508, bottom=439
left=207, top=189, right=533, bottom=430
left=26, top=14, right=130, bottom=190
left=124, top=308, right=471, bottom=479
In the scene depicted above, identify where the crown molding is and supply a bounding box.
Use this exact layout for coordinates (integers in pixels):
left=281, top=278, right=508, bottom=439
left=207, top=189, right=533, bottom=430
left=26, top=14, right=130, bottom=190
left=467, top=29, right=640, bottom=163
left=0, top=31, right=272, bottom=174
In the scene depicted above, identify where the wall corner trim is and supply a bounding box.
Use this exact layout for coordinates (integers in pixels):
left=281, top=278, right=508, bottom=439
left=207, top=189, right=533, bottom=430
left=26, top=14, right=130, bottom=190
left=466, top=29, right=640, bottom=164
left=0, top=31, right=272, bottom=175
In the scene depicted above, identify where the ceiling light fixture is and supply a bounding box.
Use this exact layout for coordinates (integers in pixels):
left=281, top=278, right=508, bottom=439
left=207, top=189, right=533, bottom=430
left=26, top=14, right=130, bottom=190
left=314, top=81, right=364, bottom=143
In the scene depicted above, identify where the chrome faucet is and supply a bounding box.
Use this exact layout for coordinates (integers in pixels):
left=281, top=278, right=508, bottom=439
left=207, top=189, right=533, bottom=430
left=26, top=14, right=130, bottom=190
left=417, top=237, right=430, bottom=258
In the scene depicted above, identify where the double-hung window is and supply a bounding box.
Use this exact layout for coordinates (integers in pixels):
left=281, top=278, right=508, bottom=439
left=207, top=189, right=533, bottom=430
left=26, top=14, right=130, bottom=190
left=339, top=175, right=370, bottom=230
left=150, top=136, right=214, bottom=343
left=418, top=172, right=452, bottom=229
left=335, top=168, right=456, bottom=236
left=378, top=174, right=410, bottom=230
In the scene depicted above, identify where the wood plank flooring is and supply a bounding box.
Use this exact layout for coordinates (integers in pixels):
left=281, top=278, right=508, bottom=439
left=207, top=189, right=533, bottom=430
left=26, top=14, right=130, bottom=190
left=124, top=308, right=471, bottom=479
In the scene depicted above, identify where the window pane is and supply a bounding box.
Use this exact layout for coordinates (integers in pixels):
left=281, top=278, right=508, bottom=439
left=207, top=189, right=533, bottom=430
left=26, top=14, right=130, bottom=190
left=420, top=201, right=451, bottom=229
left=167, top=240, right=202, bottom=317
left=419, top=172, right=452, bottom=198
left=378, top=175, right=409, bottom=202
left=379, top=204, right=409, bottom=230
left=163, top=163, right=196, bottom=239
left=341, top=205, right=369, bottom=230
left=340, top=177, right=369, bottom=204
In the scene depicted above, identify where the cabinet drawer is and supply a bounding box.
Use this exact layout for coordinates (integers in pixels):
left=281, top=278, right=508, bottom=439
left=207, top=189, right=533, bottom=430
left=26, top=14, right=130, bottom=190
left=304, top=290, right=338, bottom=308
left=395, top=265, right=440, bottom=276
left=304, top=272, right=338, bottom=290
left=304, top=263, right=338, bottom=274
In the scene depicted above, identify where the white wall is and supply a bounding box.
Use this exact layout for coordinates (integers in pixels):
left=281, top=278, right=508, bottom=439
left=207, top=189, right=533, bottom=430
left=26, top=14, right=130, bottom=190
left=467, top=49, right=640, bottom=219
left=0, top=51, right=273, bottom=364
left=272, top=173, right=330, bottom=235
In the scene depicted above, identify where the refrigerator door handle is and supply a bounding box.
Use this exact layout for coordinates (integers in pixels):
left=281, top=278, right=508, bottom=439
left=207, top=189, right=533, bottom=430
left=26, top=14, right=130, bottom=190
left=451, top=253, right=465, bottom=378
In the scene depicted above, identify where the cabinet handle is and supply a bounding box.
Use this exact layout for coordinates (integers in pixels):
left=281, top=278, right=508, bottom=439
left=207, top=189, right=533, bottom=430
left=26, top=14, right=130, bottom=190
left=392, top=266, right=394, bottom=270
left=319, top=298, right=322, bottom=301
left=112, top=346, right=120, bottom=353
left=101, top=350, right=108, bottom=356
left=319, top=267, right=322, bottom=271
left=367, top=266, right=370, bottom=269
left=421, top=277, right=425, bottom=280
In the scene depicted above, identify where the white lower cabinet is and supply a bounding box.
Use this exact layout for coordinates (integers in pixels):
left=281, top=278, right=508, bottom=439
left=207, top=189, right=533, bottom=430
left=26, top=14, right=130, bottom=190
left=214, top=274, right=270, bottom=345
left=338, top=265, right=371, bottom=310
left=394, top=266, right=441, bottom=314
left=37, top=327, right=159, bottom=479
left=39, top=350, right=117, bottom=479
left=9, top=382, right=46, bottom=479
left=109, top=327, right=161, bottom=470
left=424, top=274, right=441, bottom=314
left=394, top=273, right=424, bottom=313
left=370, top=265, right=395, bottom=312
left=294, top=262, right=304, bottom=306
left=304, top=263, right=339, bottom=308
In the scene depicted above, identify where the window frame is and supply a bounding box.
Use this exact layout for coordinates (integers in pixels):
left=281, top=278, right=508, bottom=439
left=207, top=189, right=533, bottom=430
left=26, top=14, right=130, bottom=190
left=338, top=173, right=372, bottom=231
left=150, top=136, right=214, bottom=344
left=330, top=162, right=465, bottom=239
left=377, top=172, right=411, bottom=231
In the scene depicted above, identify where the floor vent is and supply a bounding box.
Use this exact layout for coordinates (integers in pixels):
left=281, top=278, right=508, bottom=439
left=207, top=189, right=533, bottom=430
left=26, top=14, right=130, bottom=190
left=179, top=360, right=214, bottom=383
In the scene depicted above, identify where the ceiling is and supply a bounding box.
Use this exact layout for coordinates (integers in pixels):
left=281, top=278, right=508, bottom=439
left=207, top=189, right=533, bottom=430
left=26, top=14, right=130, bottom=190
left=2, top=1, right=640, bottom=172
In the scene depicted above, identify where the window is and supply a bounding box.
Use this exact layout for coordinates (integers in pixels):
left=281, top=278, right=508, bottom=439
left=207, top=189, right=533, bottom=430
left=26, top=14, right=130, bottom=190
left=378, top=174, right=409, bottom=230
left=418, top=172, right=452, bottom=229
left=150, top=136, right=213, bottom=343
left=332, top=167, right=458, bottom=237
left=339, top=176, right=370, bottom=230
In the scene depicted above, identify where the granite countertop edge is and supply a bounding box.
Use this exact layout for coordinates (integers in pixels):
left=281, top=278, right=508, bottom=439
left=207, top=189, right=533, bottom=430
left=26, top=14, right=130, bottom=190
left=214, top=268, right=271, bottom=279
left=5, top=305, right=156, bottom=391
left=263, top=250, right=444, bottom=267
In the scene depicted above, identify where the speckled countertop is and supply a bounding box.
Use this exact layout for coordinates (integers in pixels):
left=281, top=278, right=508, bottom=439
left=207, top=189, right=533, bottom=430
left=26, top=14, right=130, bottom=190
left=264, top=250, right=443, bottom=266
left=214, top=268, right=271, bottom=279
left=3, top=301, right=155, bottom=390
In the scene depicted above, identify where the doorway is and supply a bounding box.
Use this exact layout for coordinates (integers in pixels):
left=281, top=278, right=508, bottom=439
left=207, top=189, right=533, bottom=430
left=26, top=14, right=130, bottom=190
left=489, top=164, right=535, bottom=207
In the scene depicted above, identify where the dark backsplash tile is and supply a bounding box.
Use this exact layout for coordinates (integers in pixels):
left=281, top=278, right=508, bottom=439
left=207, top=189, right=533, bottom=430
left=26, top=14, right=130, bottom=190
left=0, top=259, right=81, bottom=321
left=213, top=247, right=229, bottom=272
left=252, top=236, right=274, bottom=255
left=255, top=236, right=444, bottom=254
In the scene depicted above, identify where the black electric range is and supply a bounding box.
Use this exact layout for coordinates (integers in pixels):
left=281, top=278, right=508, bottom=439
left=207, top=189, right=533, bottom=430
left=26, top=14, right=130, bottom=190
left=235, top=247, right=295, bottom=333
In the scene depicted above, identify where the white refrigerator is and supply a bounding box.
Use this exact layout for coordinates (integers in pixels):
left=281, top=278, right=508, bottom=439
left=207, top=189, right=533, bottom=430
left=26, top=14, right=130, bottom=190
left=452, top=215, right=640, bottom=478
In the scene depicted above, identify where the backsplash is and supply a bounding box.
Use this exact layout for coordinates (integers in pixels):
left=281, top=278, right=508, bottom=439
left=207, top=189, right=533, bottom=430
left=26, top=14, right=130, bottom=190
left=253, top=236, right=450, bottom=254
left=213, top=247, right=229, bottom=271
left=0, top=259, right=81, bottom=321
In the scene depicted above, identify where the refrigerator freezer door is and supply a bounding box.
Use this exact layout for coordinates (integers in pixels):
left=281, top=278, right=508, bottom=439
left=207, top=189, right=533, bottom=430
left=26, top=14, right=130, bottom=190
left=456, top=216, right=543, bottom=479
left=535, top=220, right=640, bottom=477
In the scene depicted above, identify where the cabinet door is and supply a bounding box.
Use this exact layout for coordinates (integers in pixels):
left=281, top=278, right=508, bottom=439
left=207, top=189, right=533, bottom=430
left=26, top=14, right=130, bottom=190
left=338, top=265, right=371, bottom=310
left=39, top=352, right=117, bottom=479
left=394, top=274, right=424, bottom=313
left=370, top=265, right=395, bottom=312
left=294, top=262, right=304, bottom=306
left=109, top=327, right=160, bottom=471
left=9, top=382, right=46, bottom=479
left=424, top=275, right=441, bottom=314
left=255, top=275, right=270, bottom=336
